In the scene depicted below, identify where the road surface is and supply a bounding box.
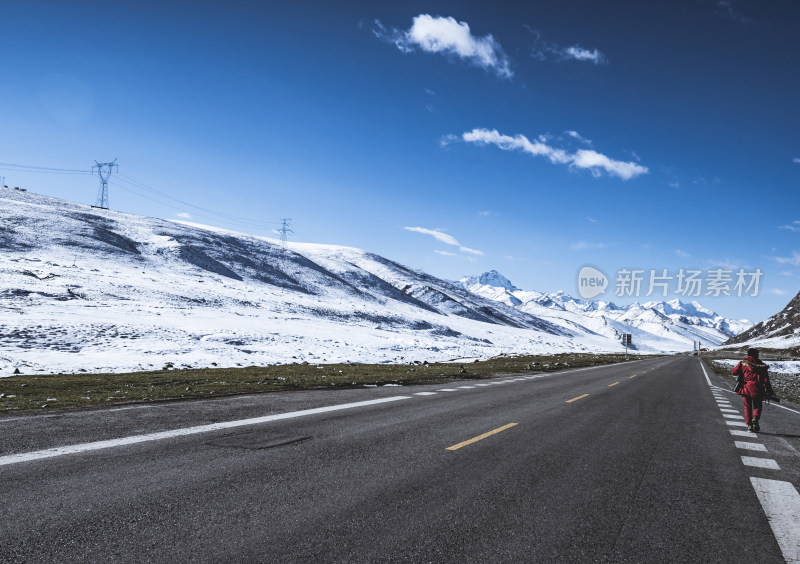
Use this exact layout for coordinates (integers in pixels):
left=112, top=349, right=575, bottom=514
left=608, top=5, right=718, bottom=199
left=1, top=356, right=799, bottom=562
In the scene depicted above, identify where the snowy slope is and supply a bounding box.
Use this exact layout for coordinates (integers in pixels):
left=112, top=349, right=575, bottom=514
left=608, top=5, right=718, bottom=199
left=723, top=290, right=800, bottom=351
left=459, top=273, right=753, bottom=352
left=1, top=189, right=619, bottom=376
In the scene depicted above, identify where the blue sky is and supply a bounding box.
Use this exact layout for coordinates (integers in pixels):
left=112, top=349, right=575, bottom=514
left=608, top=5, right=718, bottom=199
left=1, top=0, right=798, bottom=322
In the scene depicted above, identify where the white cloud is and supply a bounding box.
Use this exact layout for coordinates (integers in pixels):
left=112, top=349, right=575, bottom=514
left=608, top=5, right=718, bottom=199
left=570, top=241, right=610, bottom=250
left=706, top=258, right=747, bottom=270
left=793, top=157, right=800, bottom=163
left=566, top=130, right=593, bottom=145
left=716, top=0, right=754, bottom=24
left=769, top=288, right=787, bottom=295
left=772, top=251, right=800, bottom=267
left=374, top=15, right=512, bottom=78
left=778, top=220, right=800, bottom=232
left=563, top=45, right=605, bottom=64
left=675, top=249, right=690, bottom=258
left=175, top=212, right=192, bottom=219
left=460, top=128, right=648, bottom=180
left=404, top=226, right=484, bottom=256
left=586, top=217, right=599, bottom=223
left=434, top=249, right=457, bottom=256
left=404, top=226, right=459, bottom=246
left=528, top=29, right=607, bottom=65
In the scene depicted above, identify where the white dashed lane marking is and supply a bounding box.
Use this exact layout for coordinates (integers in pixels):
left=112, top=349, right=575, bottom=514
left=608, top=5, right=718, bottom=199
left=750, top=478, right=800, bottom=563
left=730, top=429, right=758, bottom=438
left=735, top=441, right=768, bottom=452
left=742, top=456, right=781, bottom=470
left=727, top=421, right=749, bottom=427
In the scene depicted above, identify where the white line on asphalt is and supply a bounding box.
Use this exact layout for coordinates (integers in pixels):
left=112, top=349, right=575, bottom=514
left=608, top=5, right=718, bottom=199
left=700, top=361, right=712, bottom=386
left=771, top=403, right=800, bottom=415
left=741, top=456, right=781, bottom=470
left=720, top=409, right=739, bottom=414
left=723, top=414, right=744, bottom=420
left=718, top=388, right=800, bottom=415
left=735, top=441, right=767, bottom=452
left=457, top=386, right=476, bottom=389
left=0, top=396, right=412, bottom=467
left=414, top=392, right=437, bottom=396
left=750, top=478, right=800, bottom=563
left=730, top=429, right=758, bottom=438
left=727, top=420, right=749, bottom=427
left=436, top=389, right=459, bottom=392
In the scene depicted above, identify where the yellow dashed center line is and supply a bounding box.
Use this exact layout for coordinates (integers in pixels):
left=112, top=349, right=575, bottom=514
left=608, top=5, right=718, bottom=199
left=629, top=374, right=637, bottom=378
left=608, top=382, right=620, bottom=387
left=446, top=423, right=518, bottom=451
left=566, top=393, right=590, bottom=403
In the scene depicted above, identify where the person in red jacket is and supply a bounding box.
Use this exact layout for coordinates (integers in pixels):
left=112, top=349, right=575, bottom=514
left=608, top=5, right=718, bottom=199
left=731, top=348, right=771, bottom=432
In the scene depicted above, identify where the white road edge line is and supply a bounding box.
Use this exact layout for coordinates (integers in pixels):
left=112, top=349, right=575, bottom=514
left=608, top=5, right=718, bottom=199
left=699, top=360, right=712, bottom=386
left=750, top=478, right=800, bottom=563
left=0, top=396, right=412, bottom=467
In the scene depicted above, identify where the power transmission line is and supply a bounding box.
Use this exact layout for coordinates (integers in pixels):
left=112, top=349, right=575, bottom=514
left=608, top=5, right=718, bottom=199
left=0, top=161, right=91, bottom=175
left=0, top=159, right=284, bottom=234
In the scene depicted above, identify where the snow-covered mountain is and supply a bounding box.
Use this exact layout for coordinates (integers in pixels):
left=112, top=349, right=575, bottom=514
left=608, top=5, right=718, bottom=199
left=723, top=290, right=800, bottom=351
left=458, top=272, right=753, bottom=352
left=1, top=189, right=616, bottom=376
left=1, top=189, right=758, bottom=377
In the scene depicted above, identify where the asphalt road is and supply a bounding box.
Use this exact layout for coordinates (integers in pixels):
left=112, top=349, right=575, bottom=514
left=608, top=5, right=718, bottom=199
left=1, top=356, right=799, bottom=563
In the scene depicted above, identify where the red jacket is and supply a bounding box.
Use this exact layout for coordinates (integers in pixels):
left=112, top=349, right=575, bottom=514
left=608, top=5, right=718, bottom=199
left=732, top=356, right=769, bottom=399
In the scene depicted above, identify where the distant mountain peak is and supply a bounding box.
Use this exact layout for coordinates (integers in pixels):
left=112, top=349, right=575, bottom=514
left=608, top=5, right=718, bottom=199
left=460, top=270, right=519, bottom=291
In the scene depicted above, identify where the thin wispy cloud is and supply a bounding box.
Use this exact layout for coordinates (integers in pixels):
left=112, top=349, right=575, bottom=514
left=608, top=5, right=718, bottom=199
left=434, top=249, right=457, bottom=256
left=793, top=157, right=800, bottom=164
left=373, top=15, right=512, bottom=78
left=563, top=46, right=604, bottom=64
left=565, top=130, right=593, bottom=145
left=715, top=0, right=755, bottom=24
left=778, top=220, right=800, bottom=232
left=675, top=249, right=690, bottom=257
left=769, top=288, right=787, bottom=295
left=452, top=128, right=647, bottom=180
left=528, top=28, right=607, bottom=65
left=570, top=241, right=610, bottom=250
left=586, top=217, right=599, bottom=223
left=175, top=212, right=192, bottom=219
left=404, top=226, right=484, bottom=256
left=771, top=251, right=800, bottom=267
left=706, top=258, right=748, bottom=270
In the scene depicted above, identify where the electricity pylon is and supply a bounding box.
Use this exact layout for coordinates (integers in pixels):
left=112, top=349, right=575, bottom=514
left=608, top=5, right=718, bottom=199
left=92, top=159, right=118, bottom=209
